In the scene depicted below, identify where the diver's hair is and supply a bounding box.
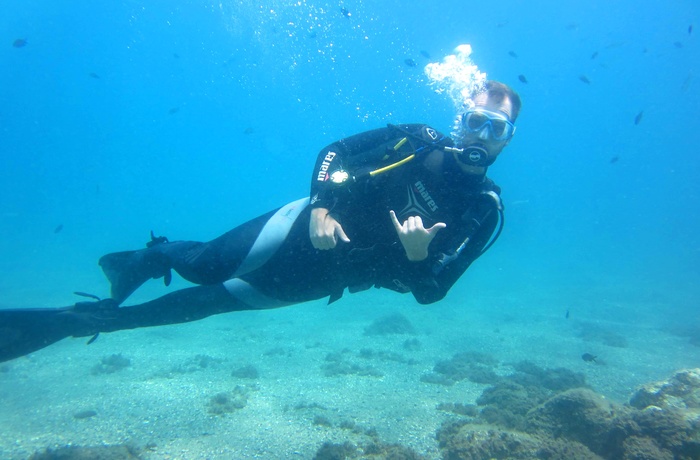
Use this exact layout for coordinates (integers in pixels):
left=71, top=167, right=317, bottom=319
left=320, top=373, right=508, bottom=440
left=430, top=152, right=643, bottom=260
left=483, top=80, right=522, bottom=122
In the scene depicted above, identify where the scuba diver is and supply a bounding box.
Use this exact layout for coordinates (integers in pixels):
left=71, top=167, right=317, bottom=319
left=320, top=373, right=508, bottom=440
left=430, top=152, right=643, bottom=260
left=0, top=81, right=521, bottom=363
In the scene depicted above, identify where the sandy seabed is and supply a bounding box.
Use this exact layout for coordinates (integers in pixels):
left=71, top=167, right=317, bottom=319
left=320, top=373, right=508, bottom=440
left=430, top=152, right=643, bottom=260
left=1, top=281, right=698, bottom=459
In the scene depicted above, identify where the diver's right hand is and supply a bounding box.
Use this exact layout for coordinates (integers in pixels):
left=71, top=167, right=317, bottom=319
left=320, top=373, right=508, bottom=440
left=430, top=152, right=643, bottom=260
left=310, top=207, right=350, bottom=250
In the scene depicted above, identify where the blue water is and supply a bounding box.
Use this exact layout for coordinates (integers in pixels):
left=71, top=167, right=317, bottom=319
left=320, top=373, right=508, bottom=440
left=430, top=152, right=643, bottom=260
left=1, top=0, right=699, bottom=457
left=3, top=0, right=698, bottom=312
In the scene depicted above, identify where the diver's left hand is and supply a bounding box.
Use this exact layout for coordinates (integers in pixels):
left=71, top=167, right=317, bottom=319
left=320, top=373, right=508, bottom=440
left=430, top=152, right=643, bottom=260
left=389, top=210, right=446, bottom=261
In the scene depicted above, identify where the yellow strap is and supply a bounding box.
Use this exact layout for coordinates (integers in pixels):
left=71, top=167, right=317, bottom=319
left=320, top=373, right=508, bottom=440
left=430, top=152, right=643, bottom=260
left=369, top=154, right=415, bottom=176
left=393, top=137, right=408, bottom=150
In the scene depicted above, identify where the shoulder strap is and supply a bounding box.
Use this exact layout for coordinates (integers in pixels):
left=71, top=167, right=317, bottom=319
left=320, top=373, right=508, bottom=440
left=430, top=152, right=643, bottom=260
left=387, top=123, right=452, bottom=154
left=355, top=124, right=452, bottom=180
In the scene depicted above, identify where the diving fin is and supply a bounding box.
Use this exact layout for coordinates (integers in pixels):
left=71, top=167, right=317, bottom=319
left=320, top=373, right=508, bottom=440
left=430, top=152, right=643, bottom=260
left=0, top=299, right=118, bottom=364
left=99, top=249, right=172, bottom=304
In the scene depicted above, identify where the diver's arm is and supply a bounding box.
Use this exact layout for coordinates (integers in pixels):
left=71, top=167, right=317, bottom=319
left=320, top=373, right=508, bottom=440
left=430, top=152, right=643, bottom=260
left=309, top=142, right=349, bottom=211
left=308, top=141, right=352, bottom=249
left=408, top=256, right=477, bottom=305
left=406, top=196, right=501, bottom=304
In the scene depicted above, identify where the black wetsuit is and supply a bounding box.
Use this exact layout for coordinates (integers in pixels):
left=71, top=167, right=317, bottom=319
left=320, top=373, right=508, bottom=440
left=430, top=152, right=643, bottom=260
left=0, top=124, right=504, bottom=363
left=129, top=123, right=503, bottom=307
left=302, top=123, right=502, bottom=304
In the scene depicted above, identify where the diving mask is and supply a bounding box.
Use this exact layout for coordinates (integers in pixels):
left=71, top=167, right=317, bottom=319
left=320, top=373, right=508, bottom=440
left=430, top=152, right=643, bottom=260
left=461, top=109, right=516, bottom=141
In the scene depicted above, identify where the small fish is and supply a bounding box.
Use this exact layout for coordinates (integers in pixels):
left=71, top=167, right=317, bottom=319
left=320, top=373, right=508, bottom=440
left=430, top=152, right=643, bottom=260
left=582, top=353, right=597, bottom=362
left=689, top=25, right=693, bottom=35
left=579, top=75, right=591, bottom=84
left=54, top=224, right=63, bottom=234
left=674, top=41, right=684, bottom=49
left=497, top=22, right=508, bottom=28
left=86, top=333, right=100, bottom=345
left=634, top=110, right=643, bottom=125
left=243, top=127, right=254, bottom=135
left=168, top=107, right=180, bottom=115
left=340, top=7, right=351, bottom=18
left=89, top=72, right=100, bottom=79
left=173, top=53, right=180, bottom=59
left=12, top=38, right=27, bottom=48
left=508, top=51, right=518, bottom=58
left=420, top=50, right=431, bottom=59
left=73, top=410, right=97, bottom=419
left=590, top=51, right=599, bottom=60
left=610, top=156, right=620, bottom=164
left=518, top=74, right=528, bottom=84
left=566, top=22, right=578, bottom=31
left=565, top=309, right=570, bottom=319
left=404, top=58, right=417, bottom=67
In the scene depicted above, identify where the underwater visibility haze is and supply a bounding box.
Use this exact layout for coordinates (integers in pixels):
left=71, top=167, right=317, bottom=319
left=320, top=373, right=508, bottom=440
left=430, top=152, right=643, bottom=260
left=1, top=0, right=699, bottom=458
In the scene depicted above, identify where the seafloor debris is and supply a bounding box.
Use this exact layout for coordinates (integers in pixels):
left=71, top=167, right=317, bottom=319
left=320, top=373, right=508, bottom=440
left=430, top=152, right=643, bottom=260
left=437, top=368, right=700, bottom=459
left=629, top=368, right=700, bottom=414
left=231, top=363, right=259, bottom=379
left=207, top=385, right=251, bottom=415
left=321, top=350, right=383, bottom=378
left=363, top=312, right=416, bottom=336
left=29, top=444, right=142, bottom=459
left=91, top=353, right=131, bottom=375
left=313, top=439, right=425, bottom=460
left=426, top=351, right=500, bottom=385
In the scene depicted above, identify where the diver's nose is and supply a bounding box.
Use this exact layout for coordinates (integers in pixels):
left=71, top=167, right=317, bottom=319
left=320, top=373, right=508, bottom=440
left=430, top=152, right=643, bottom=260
left=477, top=126, right=490, bottom=140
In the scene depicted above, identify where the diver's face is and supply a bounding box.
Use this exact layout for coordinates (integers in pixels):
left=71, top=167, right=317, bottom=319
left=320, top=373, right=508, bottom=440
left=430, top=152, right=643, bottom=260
left=464, top=92, right=515, bottom=146
left=455, top=92, right=515, bottom=172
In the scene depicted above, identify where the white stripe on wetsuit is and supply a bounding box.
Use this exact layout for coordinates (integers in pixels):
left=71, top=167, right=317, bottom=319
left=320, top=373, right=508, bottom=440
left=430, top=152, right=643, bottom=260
left=223, top=278, right=296, bottom=309
left=232, top=197, right=310, bottom=277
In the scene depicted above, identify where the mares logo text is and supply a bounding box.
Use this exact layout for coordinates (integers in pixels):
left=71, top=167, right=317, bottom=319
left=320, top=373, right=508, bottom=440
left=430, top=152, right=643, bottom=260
left=317, top=151, right=337, bottom=181
left=415, top=181, right=438, bottom=212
